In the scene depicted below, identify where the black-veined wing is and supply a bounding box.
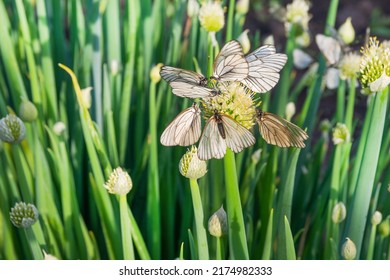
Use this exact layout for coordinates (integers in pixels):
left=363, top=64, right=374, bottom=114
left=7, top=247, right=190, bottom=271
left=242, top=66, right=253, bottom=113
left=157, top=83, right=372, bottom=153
left=198, top=110, right=255, bottom=160
left=160, top=66, right=217, bottom=98
left=255, top=109, right=308, bottom=148
left=160, top=103, right=201, bottom=146
left=211, top=40, right=249, bottom=82
left=242, top=45, right=287, bottom=93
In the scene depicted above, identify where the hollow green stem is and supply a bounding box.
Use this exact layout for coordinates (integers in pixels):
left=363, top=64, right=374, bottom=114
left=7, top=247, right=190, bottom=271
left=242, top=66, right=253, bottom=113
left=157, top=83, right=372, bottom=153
left=223, top=149, right=249, bottom=259
left=189, top=178, right=209, bottom=260
left=120, top=195, right=134, bottom=259
left=344, top=88, right=388, bottom=257
left=25, top=227, right=43, bottom=260
left=147, top=81, right=161, bottom=259
left=225, top=0, right=236, bottom=42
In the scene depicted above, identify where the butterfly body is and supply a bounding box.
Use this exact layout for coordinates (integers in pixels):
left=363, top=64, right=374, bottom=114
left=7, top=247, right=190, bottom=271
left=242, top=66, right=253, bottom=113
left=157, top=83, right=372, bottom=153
left=197, top=110, right=255, bottom=160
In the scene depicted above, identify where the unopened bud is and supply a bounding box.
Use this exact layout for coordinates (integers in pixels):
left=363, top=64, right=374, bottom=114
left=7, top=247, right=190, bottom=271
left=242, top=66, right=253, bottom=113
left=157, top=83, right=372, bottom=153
left=179, top=146, right=207, bottom=180
left=208, top=206, right=228, bottom=237
left=332, top=202, right=346, bottom=224
left=237, top=29, right=250, bottom=54
left=341, top=238, right=357, bottom=260
left=19, top=99, right=38, bottom=122
left=338, top=17, right=355, bottom=45
left=378, top=217, right=390, bottom=237
left=371, top=211, right=382, bottom=226
left=151, top=63, right=163, bottom=84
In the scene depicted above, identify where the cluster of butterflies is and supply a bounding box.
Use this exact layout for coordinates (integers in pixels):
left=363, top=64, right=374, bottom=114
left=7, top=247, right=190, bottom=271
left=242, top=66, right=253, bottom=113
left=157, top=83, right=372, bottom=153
left=159, top=40, right=308, bottom=161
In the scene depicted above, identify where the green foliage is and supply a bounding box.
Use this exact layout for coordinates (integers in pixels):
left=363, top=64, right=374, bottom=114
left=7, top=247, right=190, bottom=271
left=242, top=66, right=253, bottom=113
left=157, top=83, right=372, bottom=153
left=0, top=0, right=389, bottom=260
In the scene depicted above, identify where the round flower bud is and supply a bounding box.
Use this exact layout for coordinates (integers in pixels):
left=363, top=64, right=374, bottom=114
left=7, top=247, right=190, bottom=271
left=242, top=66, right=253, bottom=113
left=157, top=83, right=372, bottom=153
left=371, top=211, right=383, bottom=226
left=237, top=29, right=250, bottom=54
left=104, top=167, right=133, bottom=195
left=341, top=238, right=357, bottom=260
left=208, top=206, right=228, bottom=237
left=199, top=1, right=225, bottom=33
left=332, top=202, right=347, bottom=224
left=19, top=99, right=38, bottom=122
left=53, top=122, right=66, bottom=136
left=263, top=35, right=275, bottom=46
left=251, top=149, right=262, bottom=164
left=9, top=202, right=39, bottom=228
left=150, top=63, right=163, bottom=84
left=81, top=87, right=93, bottom=109
left=320, top=119, right=331, bottom=134
left=285, top=102, right=296, bottom=122
left=332, top=123, right=350, bottom=145
left=378, top=217, right=390, bottom=237
left=43, top=250, right=59, bottom=260
left=0, top=114, right=26, bottom=144
left=179, top=146, right=207, bottom=179
left=187, top=0, right=200, bottom=17
left=236, top=0, right=249, bottom=15
left=110, top=60, right=120, bottom=76
left=338, top=17, right=355, bottom=45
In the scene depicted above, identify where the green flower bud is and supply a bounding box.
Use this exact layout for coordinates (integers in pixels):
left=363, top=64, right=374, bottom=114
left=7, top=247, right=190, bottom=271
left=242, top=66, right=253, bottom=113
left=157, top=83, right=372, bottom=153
left=10, top=202, right=39, bottom=228
left=53, top=122, right=66, bottom=136
left=371, top=211, right=382, bottom=226
left=81, top=87, right=93, bottom=109
left=208, top=206, right=228, bottom=237
left=43, top=250, right=59, bottom=260
left=236, top=0, right=249, bottom=15
left=19, top=99, right=38, bottom=122
left=179, top=146, right=207, bottom=179
left=338, top=17, right=355, bottom=45
left=378, top=217, right=390, bottom=237
left=237, top=29, right=250, bottom=54
left=285, top=102, right=296, bottom=122
left=104, top=167, right=133, bottom=195
left=187, top=0, right=200, bottom=17
left=0, top=114, right=26, bottom=144
left=341, top=238, right=357, bottom=260
left=320, top=119, right=331, bottom=134
left=150, top=63, right=163, bottom=84
left=332, top=202, right=347, bottom=224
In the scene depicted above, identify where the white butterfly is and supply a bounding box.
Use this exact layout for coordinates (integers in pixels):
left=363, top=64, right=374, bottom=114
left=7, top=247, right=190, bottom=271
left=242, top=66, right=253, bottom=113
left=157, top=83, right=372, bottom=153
left=160, top=103, right=201, bottom=146
left=241, top=45, right=288, bottom=93
left=210, top=40, right=249, bottom=83
left=160, top=66, right=219, bottom=98
left=197, top=110, right=255, bottom=160
left=255, top=108, right=308, bottom=148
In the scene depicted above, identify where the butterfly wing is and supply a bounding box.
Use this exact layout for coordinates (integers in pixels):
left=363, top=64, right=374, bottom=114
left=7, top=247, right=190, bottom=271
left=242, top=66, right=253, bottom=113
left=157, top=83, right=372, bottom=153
left=220, top=114, right=256, bottom=153
left=160, top=66, right=215, bottom=98
left=315, top=34, right=341, bottom=65
left=169, top=81, right=218, bottom=98
left=197, top=115, right=227, bottom=160
left=212, top=40, right=249, bottom=82
left=160, top=103, right=201, bottom=146
left=242, top=45, right=287, bottom=93
left=255, top=110, right=308, bottom=148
